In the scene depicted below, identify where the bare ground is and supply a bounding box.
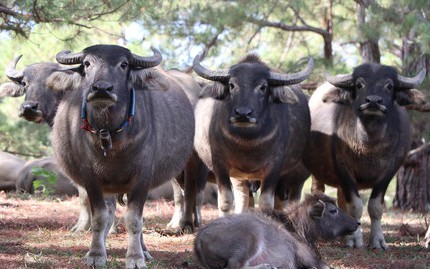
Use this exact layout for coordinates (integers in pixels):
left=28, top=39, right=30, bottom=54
left=0, top=191, right=429, bottom=269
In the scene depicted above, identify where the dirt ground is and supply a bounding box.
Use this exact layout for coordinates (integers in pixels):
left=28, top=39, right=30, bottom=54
left=0, top=191, right=429, bottom=269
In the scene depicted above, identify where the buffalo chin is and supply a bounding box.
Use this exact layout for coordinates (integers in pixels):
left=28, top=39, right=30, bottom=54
left=19, top=111, right=44, bottom=123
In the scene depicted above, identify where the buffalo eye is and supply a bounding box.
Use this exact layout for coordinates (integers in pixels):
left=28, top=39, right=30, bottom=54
left=229, top=82, right=235, bottom=91
left=355, top=79, right=365, bottom=91
left=384, top=80, right=394, bottom=91
left=21, top=81, right=27, bottom=87
left=83, top=61, right=91, bottom=68
left=120, top=61, right=128, bottom=69
left=259, top=83, right=267, bottom=93
left=330, top=208, right=338, bottom=215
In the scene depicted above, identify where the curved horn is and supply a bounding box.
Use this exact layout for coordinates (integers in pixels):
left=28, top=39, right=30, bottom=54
left=130, top=47, right=162, bottom=68
left=324, top=70, right=354, bottom=88
left=6, top=55, right=24, bottom=82
left=268, top=57, right=314, bottom=86
left=192, top=54, right=230, bottom=82
left=397, top=68, right=426, bottom=89
left=55, top=50, right=85, bottom=65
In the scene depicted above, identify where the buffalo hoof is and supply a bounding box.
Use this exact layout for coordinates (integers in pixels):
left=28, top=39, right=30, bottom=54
left=85, top=251, right=107, bottom=268
left=368, top=237, right=388, bottom=250
left=345, top=229, right=364, bottom=248
left=126, top=257, right=147, bottom=269
left=180, top=223, right=195, bottom=234
left=143, top=251, right=154, bottom=261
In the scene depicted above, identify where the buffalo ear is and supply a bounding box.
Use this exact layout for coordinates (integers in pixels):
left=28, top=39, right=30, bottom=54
left=271, top=86, right=299, bottom=104
left=130, top=68, right=170, bottom=91
left=199, top=82, right=228, bottom=100
left=395, top=88, right=426, bottom=106
left=322, top=87, right=353, bottom=104
left=45, top=69, right=82, bottom=92
left=308, top=200, right=325, bottom=219
left=0, top=82, right=25, bottom=98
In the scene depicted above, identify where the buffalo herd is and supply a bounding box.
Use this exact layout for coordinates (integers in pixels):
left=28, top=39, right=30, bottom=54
left=0, top=44, right=428, bottom=268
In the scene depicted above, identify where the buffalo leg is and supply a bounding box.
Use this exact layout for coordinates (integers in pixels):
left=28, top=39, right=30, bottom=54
left=125, top=181, right=149, bottom=269
left=231, top=177, right=249, bottom=214
left=259, top=168, right=283, bottom=211
left=85, top=184, right=110, bottom=267
left=338, top=188, right=364, bottom=248
left=425, top=224, right=430, bottom=248
left=311, top=176, right=325, bottom=194
left=216, top=173, right=234, bottom=216
left=367, top=177, right=391, bottom=249
left=71, top=185, right=91, bottom=232
left=167, top=176, right=184, bottom=229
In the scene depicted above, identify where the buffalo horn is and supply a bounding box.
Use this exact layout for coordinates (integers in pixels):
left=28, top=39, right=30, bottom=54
left=56, top=50, right=85, bottom=65
left=324, top=71, right=354, bottom=88
left=192, top=55, right=230, bottom=82
left=5, top=55, right=24, bottom=82
left=130, top=47, right=162, bottom=68
left=397, top=68, right=426, bottom=89
left=268, top=57, right=314, bottom=86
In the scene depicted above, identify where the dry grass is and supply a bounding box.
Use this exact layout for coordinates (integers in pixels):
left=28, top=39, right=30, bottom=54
left=0, top=191, right=429, bottom=269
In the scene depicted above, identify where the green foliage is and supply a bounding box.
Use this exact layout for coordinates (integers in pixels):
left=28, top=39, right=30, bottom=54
left=0, top=0, right=429, bottom=148
left=31, top=166, right=58, bottom=195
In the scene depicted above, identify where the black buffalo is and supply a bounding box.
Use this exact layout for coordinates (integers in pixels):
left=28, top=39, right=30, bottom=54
left=46, top=44, right=196, bottom=268
left=192, top=54, right=313, bottom=214
left=303, top=63, right=427, bottom=249
left=0, top=55, right=63, bottom=126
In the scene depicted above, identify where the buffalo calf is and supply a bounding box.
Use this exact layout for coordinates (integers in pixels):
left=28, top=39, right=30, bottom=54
left=194, top=193, right=359, bottom=269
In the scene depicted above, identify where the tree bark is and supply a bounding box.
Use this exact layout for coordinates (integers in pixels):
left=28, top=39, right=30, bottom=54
left=393, top=143, right=430, bottom=213
left=356, top=0, right=380, bottom=63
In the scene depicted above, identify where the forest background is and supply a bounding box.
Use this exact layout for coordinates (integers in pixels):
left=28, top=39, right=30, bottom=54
left=0, top=0, right=429, bottom=160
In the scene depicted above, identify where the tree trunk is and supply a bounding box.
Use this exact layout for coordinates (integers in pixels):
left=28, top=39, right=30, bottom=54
left=356, top=0, right=380, bottom=63
left=393, top=143, right=430, bottom=213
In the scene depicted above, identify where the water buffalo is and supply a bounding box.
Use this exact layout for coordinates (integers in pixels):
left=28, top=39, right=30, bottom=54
left=0, top=54, right=205, bottom=235
left=0, top=152, right=25, bottom=192
left=45, top=44, right=196, bottom=268
left=192, top=54, right=313, bottom=215
left=0, top=55, right=64, bottom=126
left=194, top=193, right=359, bottom=269
left=16, top=156, right=78, bottom=196
left=303, top=63, right=427, bottom=249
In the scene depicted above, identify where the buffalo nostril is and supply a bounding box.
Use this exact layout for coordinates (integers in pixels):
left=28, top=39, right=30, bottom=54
left=235, top=107, right=253, bottom=117
left=365, top=95, right=382, bottom=104
left=23, top=103, right=38, bottom=111
left=92, top=81, right=113, bottom=92
left=357, top=221, right=361, bottom=226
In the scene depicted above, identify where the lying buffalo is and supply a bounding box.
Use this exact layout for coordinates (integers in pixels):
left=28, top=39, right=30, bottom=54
left=0, top=151, right=25, bottom=192
left=194, top=193, right=359, bottom=269
left=16, top=156, right=78, bottom=196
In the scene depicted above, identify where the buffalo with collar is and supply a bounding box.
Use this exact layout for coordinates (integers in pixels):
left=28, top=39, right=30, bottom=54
left=303, top=63, right=427, bottom=249
left=46, top=44, right=196, bottom=268
left=192, top=54, right=313, bottom=215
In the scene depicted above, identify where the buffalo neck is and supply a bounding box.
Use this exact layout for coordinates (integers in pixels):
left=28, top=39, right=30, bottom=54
left=80, top=88, right=136, bottom=155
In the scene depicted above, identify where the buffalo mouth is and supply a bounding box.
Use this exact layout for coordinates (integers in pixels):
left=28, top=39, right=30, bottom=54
left=229, top=116, right=257, bottom=127
left=359, top=103, right=387, bottom=116
left=86, top=91, right=118, bottom=106
left=19, top=109, right=44, bottom=123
